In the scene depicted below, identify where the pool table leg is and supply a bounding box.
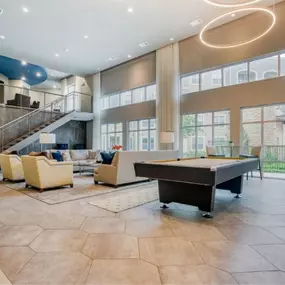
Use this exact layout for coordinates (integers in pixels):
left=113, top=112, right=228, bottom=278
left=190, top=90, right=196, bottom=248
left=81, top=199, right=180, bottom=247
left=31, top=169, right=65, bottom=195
left=160, top=204, right=169, bottom=209
left=217, top=175, right=244, bottom=198
left=158, top=180, right=216, bottom=214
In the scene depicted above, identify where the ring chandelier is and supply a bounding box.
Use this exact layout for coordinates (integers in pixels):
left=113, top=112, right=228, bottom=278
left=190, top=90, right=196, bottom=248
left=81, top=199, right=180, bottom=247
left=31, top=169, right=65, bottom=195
left=203, top=0, right=261, bottom=8
left=199, top=7, right=276, bottom=49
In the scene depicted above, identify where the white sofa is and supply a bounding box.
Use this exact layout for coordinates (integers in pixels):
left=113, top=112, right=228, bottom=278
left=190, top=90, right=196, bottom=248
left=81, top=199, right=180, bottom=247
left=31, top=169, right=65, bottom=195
left=46, top=149, right=100, bottom=172
left=94, top=150, right=179, bottom=187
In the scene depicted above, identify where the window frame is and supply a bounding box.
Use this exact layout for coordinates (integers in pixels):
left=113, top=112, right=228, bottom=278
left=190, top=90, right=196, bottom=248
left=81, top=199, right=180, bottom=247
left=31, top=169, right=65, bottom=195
left=128, top=118, right=156, bottom=151
left=181, top=110, right=230, bottom=157
left=180, top=50, right=285, bottom=96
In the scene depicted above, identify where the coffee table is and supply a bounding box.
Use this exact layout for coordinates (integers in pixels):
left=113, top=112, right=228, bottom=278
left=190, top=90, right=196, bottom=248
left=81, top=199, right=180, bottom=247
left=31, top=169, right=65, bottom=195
left=77, top=161, right=101, bottom=175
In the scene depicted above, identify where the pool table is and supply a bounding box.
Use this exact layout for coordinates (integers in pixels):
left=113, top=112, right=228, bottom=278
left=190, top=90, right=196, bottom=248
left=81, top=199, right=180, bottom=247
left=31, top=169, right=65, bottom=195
left=134, top=157, right=258, bottom=218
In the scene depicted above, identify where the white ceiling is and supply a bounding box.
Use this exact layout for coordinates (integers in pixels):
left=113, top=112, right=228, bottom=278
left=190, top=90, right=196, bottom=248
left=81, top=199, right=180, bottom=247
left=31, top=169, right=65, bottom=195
left=0, top=0, right=280, bottom=76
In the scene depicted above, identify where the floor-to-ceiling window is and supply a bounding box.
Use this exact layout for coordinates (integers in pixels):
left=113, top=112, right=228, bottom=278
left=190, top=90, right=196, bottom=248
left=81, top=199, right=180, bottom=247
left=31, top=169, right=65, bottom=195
left=241, top=104, right=285, bottom=173
left=101, top=122, right=123, bottom=150
left=128, top=119, right=156, bottom=151
left=181, top=110, right=230, bottom=157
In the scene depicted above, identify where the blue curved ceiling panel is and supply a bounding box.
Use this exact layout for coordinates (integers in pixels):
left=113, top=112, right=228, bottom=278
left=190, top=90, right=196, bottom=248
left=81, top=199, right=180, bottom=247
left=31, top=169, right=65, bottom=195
left=0, top=55, right=48, bottom=86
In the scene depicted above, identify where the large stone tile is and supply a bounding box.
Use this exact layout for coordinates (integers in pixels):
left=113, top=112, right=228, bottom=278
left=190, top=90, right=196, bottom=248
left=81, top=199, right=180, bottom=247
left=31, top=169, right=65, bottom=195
left=0, top=247, right=34, bottom=281
left=13, top=253, right=91, bottom=285
left=233, top=271, right=285, bottom=284
left=139, top=237, right=203, bottom=266
left=38, top=213, right=85, bottom=229
left=119, top=207, right=156, bottom=220
left=169, top=221, right=226, bottom=241
left=253, top=244, right=285, bottom=271
left=82, top=234, right=139, bottom=259
left=232, top=213, right=285, bottom=227
left=266, top=227, right=285, bottom=241
left=79, top=204, right=115, bottom=218
left=0, top=209, right=44, bottom=226
left=126, top=218, right=173, bottom=237
left=86, top=259, right=161, bottom=285
left=159, top=265, right=237, bottom=285
left=0, top=225, right=42, bottom=246
left=194, top=241, right=276, bottom=273
left=0, top=269, right=11, bottom=285
left=217, top=224, right=283, bottom=245
left=30, top=230, right=87, bottom=253
left=81, top=217, right=125, bottom=234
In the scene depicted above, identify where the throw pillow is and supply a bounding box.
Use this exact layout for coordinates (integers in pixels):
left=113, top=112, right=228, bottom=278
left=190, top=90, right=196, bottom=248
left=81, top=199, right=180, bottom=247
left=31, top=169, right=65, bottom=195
left=52, top=151, right=64, bottom=162
left=62, top=151, right=71, bottom=161
left=100, top=151, right=117, bottom=165
left=29, top=151, right=48, bottom=158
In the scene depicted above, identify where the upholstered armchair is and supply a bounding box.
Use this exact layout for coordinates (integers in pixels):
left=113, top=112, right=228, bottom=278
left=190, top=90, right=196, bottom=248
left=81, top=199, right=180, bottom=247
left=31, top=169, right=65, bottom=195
left=21, top=155, right=73, bottom=191
left=94, top=152, right=119, bottom=187
left=0, top=154, right=25, bottom=182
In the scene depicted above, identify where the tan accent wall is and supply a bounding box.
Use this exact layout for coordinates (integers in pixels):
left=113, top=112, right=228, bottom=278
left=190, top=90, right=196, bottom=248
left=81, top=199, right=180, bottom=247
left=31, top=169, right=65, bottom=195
left=180, top=1, right=285, bottom=75
left=180, top=77, right=285, bottom=144
left=100, top=100, right=156, bottom=124
left=101, top=52, right=156, bottom=95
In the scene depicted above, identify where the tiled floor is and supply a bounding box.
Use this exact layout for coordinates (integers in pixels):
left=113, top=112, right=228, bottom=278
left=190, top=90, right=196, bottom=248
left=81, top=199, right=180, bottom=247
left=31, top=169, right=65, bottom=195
left=1, top=178, right=285, bottom=284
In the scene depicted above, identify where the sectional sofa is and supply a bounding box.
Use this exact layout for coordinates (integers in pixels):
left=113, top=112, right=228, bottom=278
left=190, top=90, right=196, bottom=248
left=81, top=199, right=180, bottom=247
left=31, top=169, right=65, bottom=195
left=46, top=149, right=100, bottom=172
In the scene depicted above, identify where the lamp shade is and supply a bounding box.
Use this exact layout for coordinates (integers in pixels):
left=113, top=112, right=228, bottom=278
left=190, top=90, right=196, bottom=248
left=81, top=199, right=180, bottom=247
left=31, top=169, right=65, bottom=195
left=39, top=133, right=56, bottom=144
left=160, top=132, right=174, bottom=143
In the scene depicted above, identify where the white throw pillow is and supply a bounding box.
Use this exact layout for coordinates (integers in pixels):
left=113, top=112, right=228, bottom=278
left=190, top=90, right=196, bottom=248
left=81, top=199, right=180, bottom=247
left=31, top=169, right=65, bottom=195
left=70, top=150, right=89, bottom=161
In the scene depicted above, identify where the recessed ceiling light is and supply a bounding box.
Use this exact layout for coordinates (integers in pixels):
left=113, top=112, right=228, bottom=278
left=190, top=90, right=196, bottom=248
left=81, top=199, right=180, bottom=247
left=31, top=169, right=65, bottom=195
left=65, top=48, right=69, bottom=52
left=0, top=9, right=3, bottom=16
left=53, top=84, right=57, bottom=89
left=84, top=35, right=89, bottom=39
left=0, top=35, right=5, bottom=40
left=108, top=56, right=118, bottom=61
left=55, top=53, right=59, bottom=57
left=190, top=19, right=203, bottom=27
left=22, top=7, right=29, bottom=13
left=128, top=7, right=133, bottom=13
left=21, top=60, right=27, bottom=66
left=127, top=54, right=132, bottom=58
left=36, top=72, right=41, bottom=77
left=231, top=13, right=236, bottom=17
left=169, top=37, right=174, bottom=41
left=21, top=76, right=26, bottom=81
left=138, top=42, right=150, bottom=48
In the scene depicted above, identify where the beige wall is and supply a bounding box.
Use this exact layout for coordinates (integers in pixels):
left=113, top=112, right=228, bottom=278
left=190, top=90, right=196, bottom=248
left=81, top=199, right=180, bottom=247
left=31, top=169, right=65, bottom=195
left=180, top=1, right=285, bottom=75
left=100, top=100, right=156, bottom=124
left=101, top=52, right=156, bottom=95
left=181, top=77, right=285, bottom=144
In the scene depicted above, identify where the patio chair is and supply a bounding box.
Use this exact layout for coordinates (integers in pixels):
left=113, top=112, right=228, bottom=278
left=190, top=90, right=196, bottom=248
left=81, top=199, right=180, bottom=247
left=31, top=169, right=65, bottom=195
left=206, top=146, right=225, bottom=158
left=240, top=146, right=263, bottom=180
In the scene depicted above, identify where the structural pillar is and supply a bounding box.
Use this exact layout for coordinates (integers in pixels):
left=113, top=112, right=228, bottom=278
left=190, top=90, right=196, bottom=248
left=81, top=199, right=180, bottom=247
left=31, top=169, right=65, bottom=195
left=156, top=43, right=180, bottom=150
left=86, top=72, right=101, bottom=150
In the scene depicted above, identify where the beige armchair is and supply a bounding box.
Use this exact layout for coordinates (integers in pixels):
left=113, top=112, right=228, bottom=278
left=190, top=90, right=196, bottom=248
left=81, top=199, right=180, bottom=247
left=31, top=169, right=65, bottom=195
left=0, top=154, right=24, bottom=182
left=21, top=155, right=73, bottom=192
left=94, top=150, right=179, bottom=187
left=94, top=152, right=119, bottom=187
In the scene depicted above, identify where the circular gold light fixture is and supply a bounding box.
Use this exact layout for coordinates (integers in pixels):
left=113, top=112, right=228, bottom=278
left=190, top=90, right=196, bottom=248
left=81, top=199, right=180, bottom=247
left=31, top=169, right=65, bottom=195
left=199, top=7, right=276, bottom=49
left=203, top=0, right=261, bottom=7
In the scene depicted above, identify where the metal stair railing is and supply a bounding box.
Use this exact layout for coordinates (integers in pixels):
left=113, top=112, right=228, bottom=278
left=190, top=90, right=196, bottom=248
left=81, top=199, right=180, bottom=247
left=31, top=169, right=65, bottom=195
left=0, top=92, right=78, bottom=152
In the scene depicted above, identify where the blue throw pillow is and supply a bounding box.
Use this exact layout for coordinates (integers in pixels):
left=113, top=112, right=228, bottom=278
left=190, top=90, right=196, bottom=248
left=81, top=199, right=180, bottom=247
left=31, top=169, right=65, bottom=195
left=52, top=151, right=63, bottom=162
left=100, top=151, right=116, bottom=165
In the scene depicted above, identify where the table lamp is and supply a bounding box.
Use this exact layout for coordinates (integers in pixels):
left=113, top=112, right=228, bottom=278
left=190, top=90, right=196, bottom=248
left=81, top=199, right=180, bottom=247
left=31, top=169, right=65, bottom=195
left=39, top=133, right=56, bottom=151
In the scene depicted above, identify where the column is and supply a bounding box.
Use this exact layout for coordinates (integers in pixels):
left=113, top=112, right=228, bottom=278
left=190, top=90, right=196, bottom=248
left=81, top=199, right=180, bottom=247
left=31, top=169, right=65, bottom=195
left=156, top=43, right=180, bottom=150
left=86, top=72, right=101, bottom=150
